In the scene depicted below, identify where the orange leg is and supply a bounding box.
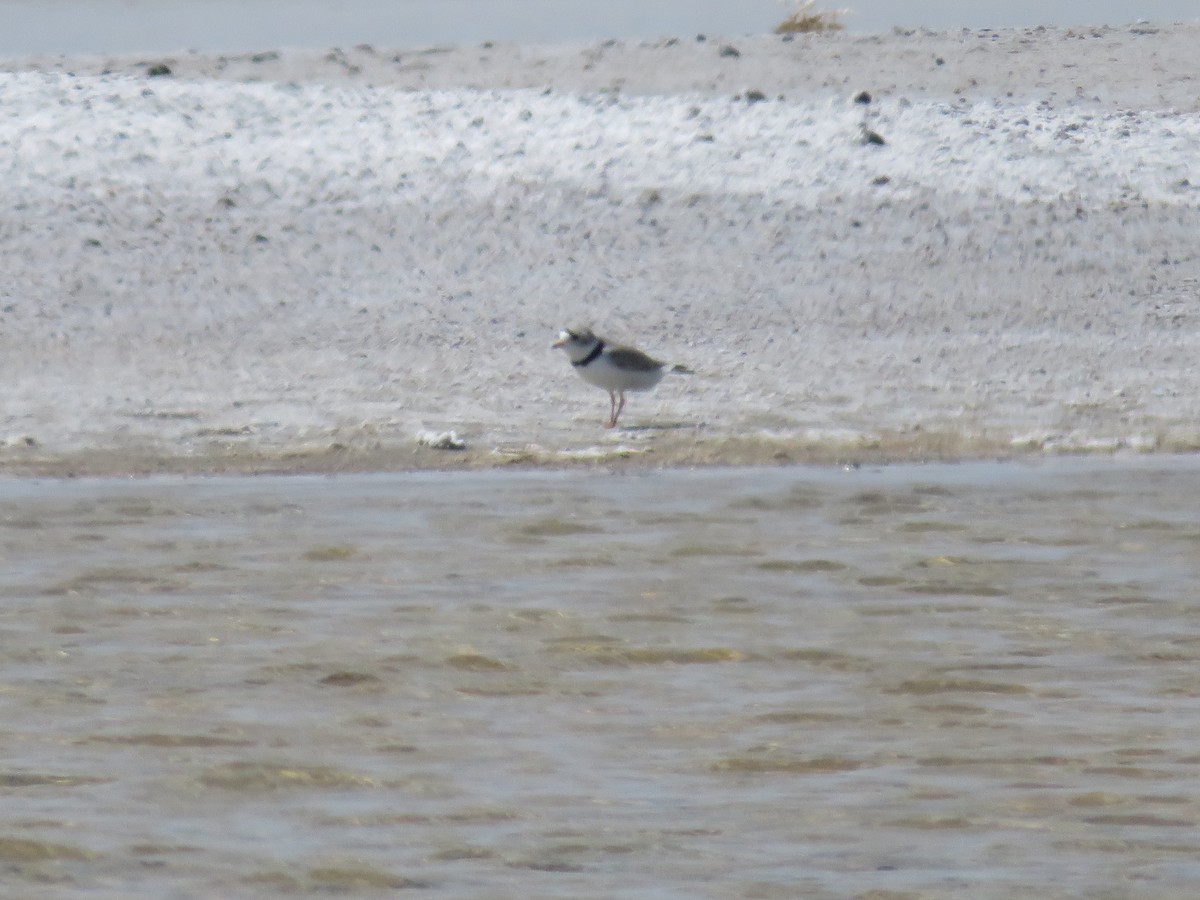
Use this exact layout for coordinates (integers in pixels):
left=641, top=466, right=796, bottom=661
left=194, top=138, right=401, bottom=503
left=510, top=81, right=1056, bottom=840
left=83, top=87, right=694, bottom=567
left=612, top=392, right=627, bottom=427
left=605, top=391, right=618, bottom=428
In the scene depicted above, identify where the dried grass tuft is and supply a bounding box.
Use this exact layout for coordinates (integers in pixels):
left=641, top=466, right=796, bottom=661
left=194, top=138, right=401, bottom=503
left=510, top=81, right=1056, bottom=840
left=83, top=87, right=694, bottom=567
left=773, top=1, right=848, bottom=34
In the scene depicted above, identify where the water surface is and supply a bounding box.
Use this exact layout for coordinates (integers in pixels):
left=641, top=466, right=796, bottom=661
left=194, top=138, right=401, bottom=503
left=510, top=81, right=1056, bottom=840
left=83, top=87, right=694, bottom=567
left=2, top=0, right=1196, bottom=56
left=3, top=458, right=1200, bottom=896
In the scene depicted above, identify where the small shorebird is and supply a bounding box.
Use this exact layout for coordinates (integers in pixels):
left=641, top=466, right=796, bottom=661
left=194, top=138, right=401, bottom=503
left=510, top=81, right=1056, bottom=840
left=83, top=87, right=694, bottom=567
left=552, top=327, right=693, bottom=428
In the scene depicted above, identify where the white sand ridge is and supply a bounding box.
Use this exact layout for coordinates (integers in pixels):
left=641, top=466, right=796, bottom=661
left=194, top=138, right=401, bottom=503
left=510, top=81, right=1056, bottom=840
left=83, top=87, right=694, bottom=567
left=1, top=25, right=1198, bottom=473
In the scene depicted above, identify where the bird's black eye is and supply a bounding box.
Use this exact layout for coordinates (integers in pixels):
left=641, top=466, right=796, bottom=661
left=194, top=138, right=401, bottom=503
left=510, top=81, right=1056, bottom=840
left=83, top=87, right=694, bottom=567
left=566, top=330, right=578, bottom=340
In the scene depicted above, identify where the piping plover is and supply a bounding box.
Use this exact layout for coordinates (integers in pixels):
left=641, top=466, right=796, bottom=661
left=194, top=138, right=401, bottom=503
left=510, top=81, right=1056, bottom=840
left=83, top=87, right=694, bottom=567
left=552, top=327, right=693, bottom=428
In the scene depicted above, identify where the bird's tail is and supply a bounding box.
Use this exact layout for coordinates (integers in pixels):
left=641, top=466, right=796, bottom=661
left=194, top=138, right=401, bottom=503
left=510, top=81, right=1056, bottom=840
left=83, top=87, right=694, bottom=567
left=670, top=364, right=694, bottom=375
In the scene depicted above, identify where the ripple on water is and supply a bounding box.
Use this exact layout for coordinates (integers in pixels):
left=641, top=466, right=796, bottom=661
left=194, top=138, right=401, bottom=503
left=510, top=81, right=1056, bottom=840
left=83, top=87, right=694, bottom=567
left=196, top=763, right=378, bottom=791
left=242, top=867, right=431, bottom=892
left=0, top=838, right=93, bottom=862
left=710, top=754, right=865, bottom=774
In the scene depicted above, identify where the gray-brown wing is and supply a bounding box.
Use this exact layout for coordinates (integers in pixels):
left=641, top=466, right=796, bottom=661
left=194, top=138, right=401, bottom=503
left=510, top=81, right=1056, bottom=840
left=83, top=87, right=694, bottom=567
left=606, top=345, right=665, bottom=372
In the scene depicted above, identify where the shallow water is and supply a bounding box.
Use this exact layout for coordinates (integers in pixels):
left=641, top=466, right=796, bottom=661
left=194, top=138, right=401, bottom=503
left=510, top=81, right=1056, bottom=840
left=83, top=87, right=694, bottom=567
left=3, top=0, right=1197, bottom=57
left=3, top=458, right=1200, bottom=897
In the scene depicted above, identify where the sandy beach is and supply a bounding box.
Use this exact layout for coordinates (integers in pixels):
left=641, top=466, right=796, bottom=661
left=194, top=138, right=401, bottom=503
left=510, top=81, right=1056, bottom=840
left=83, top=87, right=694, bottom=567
left=2, top=23, right=1198, bottom=475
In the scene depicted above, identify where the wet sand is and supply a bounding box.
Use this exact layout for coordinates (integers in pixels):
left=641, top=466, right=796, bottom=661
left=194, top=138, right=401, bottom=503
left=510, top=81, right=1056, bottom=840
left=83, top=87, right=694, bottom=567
left=0, top=427, right=1031, bottom=477
left=1, top=23, right=1199, bottom=476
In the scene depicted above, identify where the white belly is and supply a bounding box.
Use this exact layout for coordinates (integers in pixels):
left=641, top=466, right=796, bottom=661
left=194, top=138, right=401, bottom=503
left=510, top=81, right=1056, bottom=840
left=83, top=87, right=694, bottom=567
left=577, top=355, right=665, bottom=392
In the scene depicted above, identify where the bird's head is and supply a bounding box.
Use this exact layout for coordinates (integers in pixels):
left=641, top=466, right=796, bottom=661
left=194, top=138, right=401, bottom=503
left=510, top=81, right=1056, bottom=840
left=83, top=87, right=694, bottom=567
left=552, top=327, right=599, bottom=359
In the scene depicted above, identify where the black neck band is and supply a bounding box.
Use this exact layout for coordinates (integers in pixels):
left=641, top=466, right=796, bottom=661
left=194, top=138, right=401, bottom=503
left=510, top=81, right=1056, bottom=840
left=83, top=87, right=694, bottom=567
left=573, top=341, right=604, bottom=368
